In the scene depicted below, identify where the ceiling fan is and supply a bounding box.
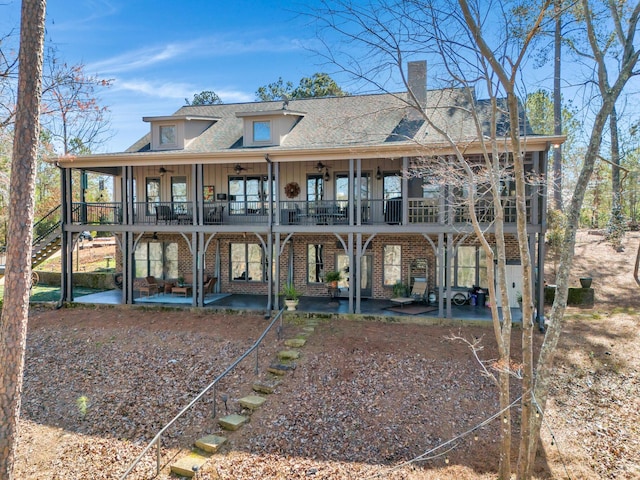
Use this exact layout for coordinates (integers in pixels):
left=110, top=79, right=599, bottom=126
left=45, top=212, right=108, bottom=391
left=159, top=167, right=173, bottom=175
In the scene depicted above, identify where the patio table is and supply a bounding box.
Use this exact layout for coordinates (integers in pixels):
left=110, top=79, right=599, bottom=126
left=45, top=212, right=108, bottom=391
left=172, top=284, right=192, bottom=297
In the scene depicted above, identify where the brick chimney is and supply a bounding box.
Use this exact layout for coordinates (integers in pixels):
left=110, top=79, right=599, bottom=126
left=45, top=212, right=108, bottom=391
left=407, top=60, right=427, bottom=109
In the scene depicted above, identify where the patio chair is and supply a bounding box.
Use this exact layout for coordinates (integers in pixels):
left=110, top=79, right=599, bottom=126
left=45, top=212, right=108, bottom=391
left=390, top=280, right=428, bottom=307
left=155, top=205, right=177, bottom=224
left=205, top=206, right=224, bottom=224
left=203, top=276, right=218, bottom=295
left=139, top=276, right=159, bottom=297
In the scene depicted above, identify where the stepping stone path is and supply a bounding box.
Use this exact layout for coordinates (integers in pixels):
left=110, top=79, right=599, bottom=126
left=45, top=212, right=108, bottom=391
left=169, top=316, right=319, bottom=477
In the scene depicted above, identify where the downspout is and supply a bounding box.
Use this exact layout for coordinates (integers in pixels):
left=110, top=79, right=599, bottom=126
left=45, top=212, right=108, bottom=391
left=265, top=154, right=273, bottom=316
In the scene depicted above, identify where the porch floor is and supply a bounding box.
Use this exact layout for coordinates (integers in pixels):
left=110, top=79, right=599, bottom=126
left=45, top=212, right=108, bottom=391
left=73, top=289, right=525, bottom=324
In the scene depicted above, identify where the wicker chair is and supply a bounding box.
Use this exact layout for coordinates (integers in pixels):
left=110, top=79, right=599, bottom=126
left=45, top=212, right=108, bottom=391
left=139, top=276, right=159, bottom=297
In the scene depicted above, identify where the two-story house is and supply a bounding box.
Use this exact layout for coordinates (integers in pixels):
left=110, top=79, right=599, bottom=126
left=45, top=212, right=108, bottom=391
left=54, top=61, right=562, bottom=319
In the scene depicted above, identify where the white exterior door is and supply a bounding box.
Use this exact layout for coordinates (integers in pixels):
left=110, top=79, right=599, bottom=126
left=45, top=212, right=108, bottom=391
left=495, top=264, right=523, bottom=308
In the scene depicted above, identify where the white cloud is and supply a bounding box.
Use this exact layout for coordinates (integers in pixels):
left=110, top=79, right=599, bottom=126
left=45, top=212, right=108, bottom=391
left=86, top=35, right=305, bottom=75
left=49, top=0, right=120, bottom=31
left=86, top=44, right=189, bottom=75
left=112, top=78, right=193, bottom=99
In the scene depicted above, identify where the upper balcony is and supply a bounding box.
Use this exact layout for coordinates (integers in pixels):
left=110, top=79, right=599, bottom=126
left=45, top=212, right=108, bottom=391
left=70, top=196, right=533, bottom=228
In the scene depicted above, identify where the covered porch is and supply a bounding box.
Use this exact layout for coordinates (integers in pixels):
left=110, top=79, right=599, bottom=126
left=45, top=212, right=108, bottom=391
left=73, top=289, right=524, bottom=324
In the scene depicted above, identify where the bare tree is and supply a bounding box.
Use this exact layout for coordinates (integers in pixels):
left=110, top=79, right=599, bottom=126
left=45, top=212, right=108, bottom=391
left=314, top=1, right=552, bottom=477
left=0, top=1, right=47, bottom=479
left=39, top=49, right=112, bottom=154
left=527, top=1, right=640, bottom=476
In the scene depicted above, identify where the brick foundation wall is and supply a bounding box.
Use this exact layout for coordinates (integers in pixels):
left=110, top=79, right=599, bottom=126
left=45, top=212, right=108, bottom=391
left=118, top=232, right=524, bottom=300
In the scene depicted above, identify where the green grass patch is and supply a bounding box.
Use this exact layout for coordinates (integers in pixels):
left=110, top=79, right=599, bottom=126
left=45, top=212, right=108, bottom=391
left=0, top=285, right=104, bottom=303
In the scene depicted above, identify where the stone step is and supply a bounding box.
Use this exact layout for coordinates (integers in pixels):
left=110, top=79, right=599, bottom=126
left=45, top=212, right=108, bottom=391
left=218, top=413, right=248, bottom=431
left=267, top=366, right=287, bottom=376
left=252, top=379, right=281, bottom=394
left=302, top=326, right=315, bottom=332
left=170, top=451, right=209, bottom=477
left=284, top=338, right=306, bottom=348
left=277, top=350, right=300, bottom=360
left=267, top=362, right=297, bottom=375
left=238, top=395, right=266, bottom=410
left=195, top=434, right=227, bottom=453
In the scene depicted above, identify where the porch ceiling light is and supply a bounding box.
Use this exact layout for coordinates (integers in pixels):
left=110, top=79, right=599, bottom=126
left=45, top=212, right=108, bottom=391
left=316, top=161, right=325, bottom=172
left=234, top=164, right=246, bottom=174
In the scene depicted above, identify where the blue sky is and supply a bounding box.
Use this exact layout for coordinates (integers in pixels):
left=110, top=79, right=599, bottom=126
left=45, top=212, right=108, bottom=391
left=2, top=1, right=576, bottom=153
left=5, top=0, right=342, bottom=152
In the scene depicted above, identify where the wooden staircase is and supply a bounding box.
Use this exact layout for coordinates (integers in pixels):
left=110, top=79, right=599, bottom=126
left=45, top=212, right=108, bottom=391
left=0, top=205, right=62, bottom=278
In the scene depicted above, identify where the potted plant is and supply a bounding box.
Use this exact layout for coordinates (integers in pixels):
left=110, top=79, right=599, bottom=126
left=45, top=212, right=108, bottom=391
left=393, top=282, right=410, bottom=298
left=177, top=276, right=185, bottom=287
left=281, top=282, right=301, bottom=311
left=324, top=270, right=342, bottom=288
left=516, top=291, right=523, bottom=310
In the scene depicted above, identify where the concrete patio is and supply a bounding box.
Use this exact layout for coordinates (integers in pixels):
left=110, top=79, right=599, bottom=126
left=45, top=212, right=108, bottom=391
left=72, top=289, right=525, bottom=325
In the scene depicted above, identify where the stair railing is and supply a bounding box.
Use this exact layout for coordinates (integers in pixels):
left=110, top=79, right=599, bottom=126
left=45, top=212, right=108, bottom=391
left=32, top=205, right=62, bottom=247
left=119, top=307, right=285, bottom=479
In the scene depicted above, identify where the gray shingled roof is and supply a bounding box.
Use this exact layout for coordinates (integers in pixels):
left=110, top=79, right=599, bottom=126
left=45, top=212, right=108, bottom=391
left=126, top=89, right=532, bottom=154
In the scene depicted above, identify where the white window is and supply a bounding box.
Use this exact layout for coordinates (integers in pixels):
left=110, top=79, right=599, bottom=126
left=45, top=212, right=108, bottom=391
left=253, top=121, right=271, bottom=142
left=135, top=241, right=178, bottom=279
left=159, top=125, right=176, bottom=145
left=230, top=243, right=264, bottom=282
left=383, top=245, right=401, bottom=286
left=307, top=244, right=325, bottom=283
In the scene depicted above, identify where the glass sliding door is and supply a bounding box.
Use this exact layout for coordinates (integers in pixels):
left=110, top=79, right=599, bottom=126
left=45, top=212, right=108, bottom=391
left=336, top=253, right=373, bottom=297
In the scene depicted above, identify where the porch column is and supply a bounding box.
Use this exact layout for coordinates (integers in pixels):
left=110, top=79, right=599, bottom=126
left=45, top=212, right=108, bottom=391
left=197, top=232, right=205, bottom=307
left=348, top=159, right=354, bottom=225
left=60, top=167, right=73, bottom=303
left=356, top=159, right=362, bottom=225
left=355, top=233, right=362, bottom=314
left=123, top=166, right=134, bottom=225
left=195, top=163, right=203, bottom=225
left=347, top=232, right=354, bottom=313
left=402, top=157, right=409, bottom=225
left=190, top=232, right=197, bottom=306
left=265, top=157, right=273, bottom=313
left=274, top=233, right=281, bottom=310
left=124, top=231, right=135, bottom=304
left=445, top=233, right=453, bottom=318
left=437, top=233, right=444, bottom=318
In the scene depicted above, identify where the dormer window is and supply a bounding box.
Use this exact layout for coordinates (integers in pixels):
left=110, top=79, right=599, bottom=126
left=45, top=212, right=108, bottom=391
left=236, top=109, right=305, bottom=147
left=144, top=115, right=219, bottom=151
left=159, top=125, right=177, bottom=146
left=253, top=121, right=271, bottom=142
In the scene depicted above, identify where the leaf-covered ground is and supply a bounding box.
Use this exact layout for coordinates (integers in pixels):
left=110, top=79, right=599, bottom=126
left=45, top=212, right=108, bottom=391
left=14, top=230, right=640, bottom=479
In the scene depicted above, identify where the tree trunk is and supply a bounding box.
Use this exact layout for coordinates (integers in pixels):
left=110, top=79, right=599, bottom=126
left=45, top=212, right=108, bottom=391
left=553, top=0, right=563, bottom=211
left=610, top=107, right=621, bottom=207
left=0, top=1, right=47, bottom=478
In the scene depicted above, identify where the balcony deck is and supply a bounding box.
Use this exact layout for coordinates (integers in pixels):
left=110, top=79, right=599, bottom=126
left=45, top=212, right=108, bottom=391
left=71, top=197, right=534, bottom=229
